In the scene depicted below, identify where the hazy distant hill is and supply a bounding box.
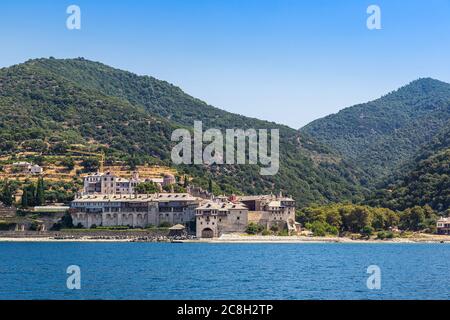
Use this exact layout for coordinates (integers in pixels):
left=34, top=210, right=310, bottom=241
left=301, top=78, right=450, bottom=185
left=0, top=58, right=365, bottom=206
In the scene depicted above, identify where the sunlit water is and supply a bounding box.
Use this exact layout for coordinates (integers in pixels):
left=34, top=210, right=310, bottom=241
left=1, top=242, right=449, bottom=300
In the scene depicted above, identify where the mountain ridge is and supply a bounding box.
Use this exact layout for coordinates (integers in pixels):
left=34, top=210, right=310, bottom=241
left=301, top=77, right=450, bottom=185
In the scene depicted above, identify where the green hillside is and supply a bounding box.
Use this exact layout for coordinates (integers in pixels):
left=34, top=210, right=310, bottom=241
left=0, top=61, right=178, bottom=161
left=367, top=126, right=450, bottom=212
left=301, top=78, right=450, bottom=185
left=25, top=57, right=292, bottom=133
left=0, top=58, right=366, bottom=207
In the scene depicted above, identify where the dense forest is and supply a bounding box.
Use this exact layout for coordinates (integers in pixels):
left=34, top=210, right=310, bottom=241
left=302, top=78, right=450, bottom=187
left=367, top=126, right=450, bottom=212
left=301, top=78, right=450, bottom=213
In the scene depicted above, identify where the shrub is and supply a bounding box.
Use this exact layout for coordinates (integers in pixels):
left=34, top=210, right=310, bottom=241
left=377, top=231, right=386, bottom=240
left=246, top=222, right=264, bottom=235
left=16, top=209, right=29, bottom=217
left=96, top=226, right=129, bottom=230
left=60, top=212, right=74, bottom=228
left=28, top=222, right=38, bottom=231
left=385, top=231, right=394, bottom=239
left=361, top=225, right=373, bottom=238
left=305, top=221, right=329, bottom=237
left=158, top=222, right=172, bottom=228
left=326, top=224, right=339, bottom=236
left=60, top=158, right=75, bottom=171
left=50, top=223, right=62, bottom=231
left=270, top=225, right=279, bottom=232
left=0, top=222, right=15, bottom=231
left=80, top=159, right=99, bottom=173
left=377, top=230, right=394, bottom=240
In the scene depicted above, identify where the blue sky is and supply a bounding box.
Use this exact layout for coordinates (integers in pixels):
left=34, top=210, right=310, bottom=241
left=1, top=0, right=450, bottom=128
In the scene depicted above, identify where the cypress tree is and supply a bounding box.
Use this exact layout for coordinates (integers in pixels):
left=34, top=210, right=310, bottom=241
left=208, top=178, right=213, bottom=193
left=35, top=177, right=45, bottom=206
left=21, top=188, right=29, bottom=208
left=1, top=180, right=13, bottom=206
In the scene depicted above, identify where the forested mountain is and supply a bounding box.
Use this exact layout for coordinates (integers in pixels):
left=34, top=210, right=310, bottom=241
left=0, top=61, right=178, bottom=161
left=301, top=78, right=450, bottom=185
left=0, top=58, right=366, bottom=207
left=25, top=58, right=290, bottom=133
left=367, top=125, right=450, bottom=212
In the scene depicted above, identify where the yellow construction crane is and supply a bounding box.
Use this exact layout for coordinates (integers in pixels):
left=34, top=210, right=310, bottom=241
left=67, top=149, right=105, bottom=173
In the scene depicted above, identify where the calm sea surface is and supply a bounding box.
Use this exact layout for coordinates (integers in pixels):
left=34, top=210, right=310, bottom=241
left=0, top=242, right=449, bottom=300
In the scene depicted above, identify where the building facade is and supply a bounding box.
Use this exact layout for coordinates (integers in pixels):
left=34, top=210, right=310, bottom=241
left=82, top=171, right=170, bottom=195
left=70, top=193, right=201, bottom=228
left=238, top=194, right=298, bottom=234
left=12, top=162, right=43, bottom=175
left=196, top=200, right=248, bottom=238
left=437, top=217, right=450, bottom=235
left=73, top=171, right=299, bottom=239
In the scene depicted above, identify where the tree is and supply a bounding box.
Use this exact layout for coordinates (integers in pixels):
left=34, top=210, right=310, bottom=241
left=21, top=189, right=29, bottom=208
left=127, top=156, right=138, bottom=170
left=445, top=209, right=450, bottom=217
left=80, top=158, right=99, bottom=173
left=51, top=142, right=68, bottom=154
left=22, top=139, right=47, bottom=152
left=51, top=213, right=73, bottom=231
left=22, top=184, right=36, bottom=207
left=341, top=206, right=372, bottom=233
left=401, top=206, right=426, bottom=231
left=372, top=208, right=387, bottom=230
left=172, top=184, right=186, bottom=193
left=305, top=220, right=338, bottom=236
left=61, top=212, right=74, bottom=228
left=0, top=180, right=14, bottom=206
left=35, top=177, right=45, bottom=206
left=208, top=178, right=213, bottom=193
left=61, top=157, right=75, bottom=171
left=135, top=181, right=159, bottom=194
left=306, top=221, right=327, bottom=237
left=325, top=209, right=342, bottom=230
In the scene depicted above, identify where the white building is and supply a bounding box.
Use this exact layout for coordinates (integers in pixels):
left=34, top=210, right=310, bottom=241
left=30, top=164, right=43, bottom=174
left=82, top=171, right=160, bottom=195
left=12, top=162, right=43, bottom=175
left=437, top=217, right=450, bottom=235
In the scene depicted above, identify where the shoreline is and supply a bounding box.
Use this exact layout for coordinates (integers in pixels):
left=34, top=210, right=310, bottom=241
left=184, top=235, right=450, bottom=244
left=0, top=237, right=133, bottom=242
left=2, top=234, right=450, bottom=243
